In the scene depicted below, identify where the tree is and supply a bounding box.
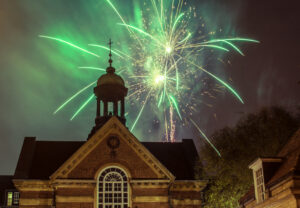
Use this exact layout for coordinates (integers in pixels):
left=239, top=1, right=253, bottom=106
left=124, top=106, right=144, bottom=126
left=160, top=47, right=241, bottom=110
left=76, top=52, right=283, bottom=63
left=197, top=106, right=299, bottom=208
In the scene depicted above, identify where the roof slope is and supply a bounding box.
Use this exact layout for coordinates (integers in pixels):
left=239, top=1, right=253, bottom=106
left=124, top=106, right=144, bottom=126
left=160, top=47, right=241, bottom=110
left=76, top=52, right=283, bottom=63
left=143, top=139, right=198, bottom=180
left=14, top=138, right=198, bottom=180
left=267, top=128, right=300, bottom=186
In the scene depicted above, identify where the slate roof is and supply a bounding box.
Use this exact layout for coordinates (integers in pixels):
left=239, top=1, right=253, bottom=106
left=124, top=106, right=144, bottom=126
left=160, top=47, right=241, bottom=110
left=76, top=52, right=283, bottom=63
left=14, top=137, right=198, bottom=180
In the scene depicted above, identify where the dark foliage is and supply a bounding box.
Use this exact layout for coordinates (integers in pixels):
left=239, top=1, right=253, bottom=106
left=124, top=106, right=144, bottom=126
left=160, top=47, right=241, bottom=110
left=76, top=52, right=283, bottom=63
left=197, top=106, right=299, bottom=208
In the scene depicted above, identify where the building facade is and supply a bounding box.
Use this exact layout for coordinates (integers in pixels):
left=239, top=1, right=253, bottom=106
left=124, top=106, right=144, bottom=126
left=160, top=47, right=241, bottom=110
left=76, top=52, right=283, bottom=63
left=2, top=47, right=207, bottom=208
left=0, top=176, right=19, bottom=207
left=13, top=118, right=206, bottom=208
left=239, top=128, right=300, bottom=208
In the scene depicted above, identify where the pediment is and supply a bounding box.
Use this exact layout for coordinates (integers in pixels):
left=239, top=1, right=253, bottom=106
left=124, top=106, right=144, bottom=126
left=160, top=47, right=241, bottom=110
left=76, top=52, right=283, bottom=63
left=50, top=117, right=175, bottom=181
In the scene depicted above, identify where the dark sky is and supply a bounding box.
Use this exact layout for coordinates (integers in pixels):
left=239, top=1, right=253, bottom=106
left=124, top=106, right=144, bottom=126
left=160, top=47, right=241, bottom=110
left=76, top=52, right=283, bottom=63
left=0, top=0, right=299, bottom=174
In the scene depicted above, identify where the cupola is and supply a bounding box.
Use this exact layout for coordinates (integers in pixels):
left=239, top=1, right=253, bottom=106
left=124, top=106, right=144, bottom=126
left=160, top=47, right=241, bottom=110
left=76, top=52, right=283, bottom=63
left=88, top=39, right=128, bottom=139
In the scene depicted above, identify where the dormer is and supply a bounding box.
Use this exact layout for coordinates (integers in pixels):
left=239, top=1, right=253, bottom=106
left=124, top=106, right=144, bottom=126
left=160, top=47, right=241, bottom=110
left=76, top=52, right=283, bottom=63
left=248, top=157, right=282, bottom=203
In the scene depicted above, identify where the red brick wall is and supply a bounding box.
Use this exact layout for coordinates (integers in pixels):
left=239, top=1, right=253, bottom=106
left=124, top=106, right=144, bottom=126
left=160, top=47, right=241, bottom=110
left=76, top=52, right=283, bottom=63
left=55, top=203, right=93, bottom=208
left=132, top=188, right=168, bottom=196
left=170, top=190, right=202, bottom=198
left=132, top=202, right=170, bottom=208
left=68, top=137, right=158, bottom=179
left=19, top=206, right=51, bottom=208
left=56, top=188, right=94, bottom=196
left=20, top=191, right=53, bottom=198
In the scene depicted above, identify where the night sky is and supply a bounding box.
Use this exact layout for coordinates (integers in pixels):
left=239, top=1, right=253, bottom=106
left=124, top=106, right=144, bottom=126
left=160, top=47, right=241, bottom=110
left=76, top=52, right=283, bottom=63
left=0, top=0, right=299, bottom=174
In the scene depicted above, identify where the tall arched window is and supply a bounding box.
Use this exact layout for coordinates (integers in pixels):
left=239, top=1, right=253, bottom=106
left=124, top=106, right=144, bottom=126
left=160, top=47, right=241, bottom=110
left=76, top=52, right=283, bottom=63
left=98, top=167, right=129, bottom=208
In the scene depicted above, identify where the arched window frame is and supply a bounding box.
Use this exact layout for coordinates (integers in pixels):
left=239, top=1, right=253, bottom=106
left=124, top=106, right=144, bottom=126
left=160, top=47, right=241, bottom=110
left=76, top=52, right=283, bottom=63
left=97, top=166, right=130, bottom=208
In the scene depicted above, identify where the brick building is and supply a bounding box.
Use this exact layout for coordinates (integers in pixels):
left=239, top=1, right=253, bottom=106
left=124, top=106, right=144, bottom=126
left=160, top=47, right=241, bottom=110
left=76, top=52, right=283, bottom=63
left=239, top=128, right=300, bottom=208
left=0, top=176, right=19, bottom=207
left=2, top=48, right=207, bottom=208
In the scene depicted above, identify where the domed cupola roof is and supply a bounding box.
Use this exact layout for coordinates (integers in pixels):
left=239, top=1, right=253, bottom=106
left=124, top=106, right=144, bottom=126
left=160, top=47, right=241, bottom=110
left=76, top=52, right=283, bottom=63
left=97, top=66, right=125, bottom=87
left=93, top=39, right=128, bottom=102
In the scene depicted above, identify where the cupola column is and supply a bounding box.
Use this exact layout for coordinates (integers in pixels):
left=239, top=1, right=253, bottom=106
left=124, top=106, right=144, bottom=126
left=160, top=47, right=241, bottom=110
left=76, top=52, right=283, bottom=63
left=104, top=101, right=108, bottom=116
left=113, top=101, right=118, bottom=116
left=96, top=98, right=101, bottom=117
left=121, top=98, right=125, bottom=118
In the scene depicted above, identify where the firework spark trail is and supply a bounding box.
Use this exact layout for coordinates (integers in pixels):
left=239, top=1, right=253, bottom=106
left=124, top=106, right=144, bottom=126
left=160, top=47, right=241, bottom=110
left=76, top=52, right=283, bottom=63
left=176, top=38, right=258, bottom=53
left=204, top=38, right=260, bottom=43
left=114, top=48, right=133, bottom=59
left=104, top=0, right=256, bottom=136
left=178, top=44, right=229, bottom=52
left=222, top=40, right=244, bottom=56
left=160, top=0, right=164, bottom=24
left=150, top=0, right=164, bottom=36
left=106, top=0, right=146, bottom=47
left=42, top=0, right=259, bottom=143
left=79, top=67, right=126, bottom=75
left=53, top=81, right=97, bottom=114
left=88, top=44, right=130, bottom=59
left=168, top=95, right=182, bottom=120
left=70, top=94, right=95, bottom=120
left=117, top=23, right=163, bottom=46
left=157, top=92, right=163, bottom=107
left=164, top=111, right=169, bottom=142
left=105, top=0, right=133, bottom=34
left=190, top=119, right=221, bottom=157
left=78, top=67, right=106, bottom=71
left=185, top=59, right=244, bottom=104
left=171, top=13, right=184, bottom=36
left=39, top=35, right=100, bottom=57
left=127, top=87, right=147, bottom=99
left=130, top=89, right=153, bottom=132
left=178, top=32, right=191, bottom=44
left=169, top=105, right=176, bottom=142
left=168, top=56, right=181, bottom=90
left=201, top=38, right=260, bottom=55
left=128, top=82, right=144, bottom=88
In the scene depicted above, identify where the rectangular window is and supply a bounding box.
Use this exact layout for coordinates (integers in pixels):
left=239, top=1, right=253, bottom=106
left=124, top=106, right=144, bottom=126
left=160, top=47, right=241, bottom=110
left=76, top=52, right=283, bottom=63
left=255, top=168, right=265, bottom=202
left=13, top=192, right=20, bottom=205
left=7, top=192, right=13, bottom=206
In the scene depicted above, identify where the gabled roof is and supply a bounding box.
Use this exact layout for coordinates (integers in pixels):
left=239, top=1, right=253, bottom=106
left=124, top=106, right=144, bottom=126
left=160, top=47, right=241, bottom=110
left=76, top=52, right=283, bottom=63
left=14, top=118, right=199, bottom=181
left=143, top=140, right=198, bottom=180
left=14, top=140, right=83, bottom=179
left=50, top=117, right=175, bottom=180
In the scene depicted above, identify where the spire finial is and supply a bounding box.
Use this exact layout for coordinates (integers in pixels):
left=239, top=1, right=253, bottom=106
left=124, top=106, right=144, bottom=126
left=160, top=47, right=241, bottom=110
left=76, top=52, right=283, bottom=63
left=108, top=38, right=113, bottom=67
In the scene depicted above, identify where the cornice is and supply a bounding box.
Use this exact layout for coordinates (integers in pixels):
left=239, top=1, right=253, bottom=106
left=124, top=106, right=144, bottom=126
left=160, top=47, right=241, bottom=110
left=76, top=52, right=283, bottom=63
left=13, top=179, right=53, bottom=192
left=51, top=179, right=96, bottom=188
left=130, top=179, right=170, bottom=188
left=170, top=180, right=207, bottom=191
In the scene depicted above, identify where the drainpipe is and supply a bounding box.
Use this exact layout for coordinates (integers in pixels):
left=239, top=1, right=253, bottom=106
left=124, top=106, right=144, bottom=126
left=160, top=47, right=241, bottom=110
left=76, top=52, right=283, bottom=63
left=168, top=181, right=174, bottom=208
left=52, top=187, right=56, bottom=208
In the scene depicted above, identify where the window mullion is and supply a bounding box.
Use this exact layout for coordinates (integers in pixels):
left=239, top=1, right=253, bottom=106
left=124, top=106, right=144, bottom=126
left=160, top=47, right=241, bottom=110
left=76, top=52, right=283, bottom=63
left=98, top=168, right=128, bottom=208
